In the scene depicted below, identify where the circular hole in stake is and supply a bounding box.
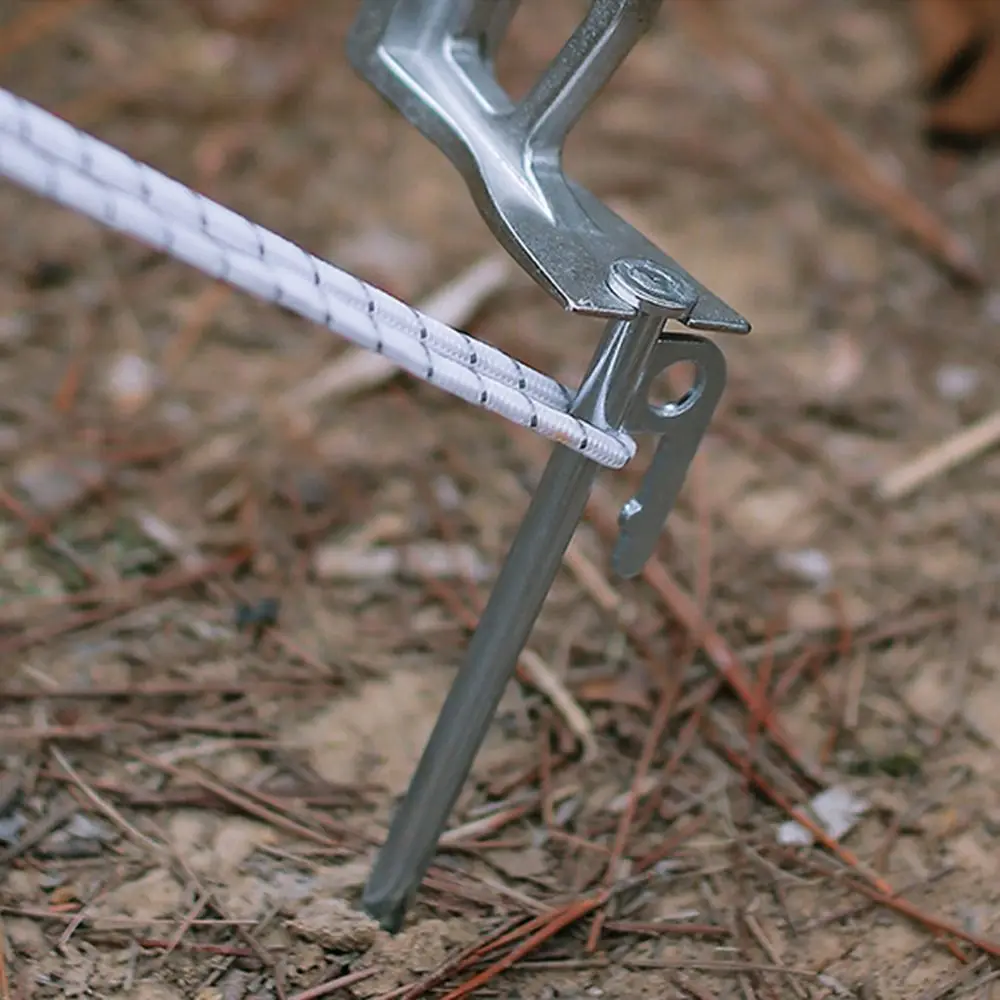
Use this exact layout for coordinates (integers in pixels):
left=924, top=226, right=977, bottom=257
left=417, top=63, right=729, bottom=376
left=646, top=360, right=701, bottom=418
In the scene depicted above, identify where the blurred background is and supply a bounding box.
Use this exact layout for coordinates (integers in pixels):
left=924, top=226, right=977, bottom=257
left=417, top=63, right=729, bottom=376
left=0, top=2, right=999, bottom=999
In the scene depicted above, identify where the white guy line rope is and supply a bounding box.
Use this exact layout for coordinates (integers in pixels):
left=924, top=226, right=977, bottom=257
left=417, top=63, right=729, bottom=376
left=0, top=89, right=637, bottom=469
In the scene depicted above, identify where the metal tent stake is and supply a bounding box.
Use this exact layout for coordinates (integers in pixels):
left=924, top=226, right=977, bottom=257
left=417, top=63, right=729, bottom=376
left=363, top=261, right=723, bottom=930
left=347, top=0, right=750, bottom=932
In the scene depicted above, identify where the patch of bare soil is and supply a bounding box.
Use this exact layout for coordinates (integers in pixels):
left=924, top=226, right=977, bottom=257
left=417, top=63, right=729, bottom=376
left=1, top=1, right=1000, bottom=998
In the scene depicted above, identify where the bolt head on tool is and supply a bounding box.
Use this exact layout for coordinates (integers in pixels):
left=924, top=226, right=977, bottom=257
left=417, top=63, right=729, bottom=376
left=607, top=257, right=698, bottom=319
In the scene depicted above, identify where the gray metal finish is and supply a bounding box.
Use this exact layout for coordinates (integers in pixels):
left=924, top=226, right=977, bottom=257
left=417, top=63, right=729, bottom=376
left=362, top=260, right=712, bottom=932
left=614, top=331, right=726, bottom=577
left=347, top=1, right=752, bottom=932
left=347, top=0, right=749, bottom=332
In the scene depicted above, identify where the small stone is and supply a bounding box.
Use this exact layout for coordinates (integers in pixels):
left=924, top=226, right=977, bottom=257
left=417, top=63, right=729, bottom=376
left=0, top=812, right=26, bottom=844
left=287, top=897, right=379, bottom=953
left=777, top=786, right=869, bottom=846
left=64, top=813, right=117, bottom=842
left=935, top=364, right=979, bottom=402
left=0, top=312, right=31, bottom=348
left=106, top=353, right=157, bottom=415
left=15, top=454, right=105, bottom=513
left=0, top=424, right=20, bottom=454
left=775, top=548, right=832, bottom=587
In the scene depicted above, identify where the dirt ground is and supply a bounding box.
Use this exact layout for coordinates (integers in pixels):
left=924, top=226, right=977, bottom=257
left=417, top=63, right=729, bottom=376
left=1, top=1, right=1000, bottom=998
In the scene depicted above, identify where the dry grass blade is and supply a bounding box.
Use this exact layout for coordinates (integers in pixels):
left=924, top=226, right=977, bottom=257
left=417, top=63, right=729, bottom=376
left=843, top=876, right=999, bottom=959
left=146, top=890, right=211, bottom=971
left=634, top=813, right=709, bottom=874
left=708, top=733, right=885, bottom=892
left=517, top=649, right=598, bottom=759
left=0, top=793, right=79, bottom=867
left=586, top=672, right=682, bottom=951
left=794, top=849, right=1000, bottom=961
left=605, top=920, right=729, bottom=939
left=586, top=483, right=826, bottom=785
left=0, top=551, right=251, bottom=657
left=0, top=679, right=329, bottom=701
left=0, top=918, right=10, bottom=1000
left=914, top=956, right=990, bottom=1000
left=287, top=967, right=378, bottom=1000
left=0, top=488, right=98, bottom=585
left=393, top=918, right=529, bottom=1000
left=50, top=745, right=165, bottom=855
left=161, top=282, right=232, bottom=378
left=418, top=564, right=598, bottom=756
left=438, top=892, right=610, bottom=1000
left=744, top=911, right=808, bottom=1000
left=133, top=752, right=342, bottom=850
left=562, top=537, right=638, bottom=626
left=730, top=744, right=993, bottom=961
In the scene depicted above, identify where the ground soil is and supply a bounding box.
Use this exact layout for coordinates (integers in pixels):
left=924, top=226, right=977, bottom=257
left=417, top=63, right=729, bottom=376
left=1, top=1, right=1000, bottom=998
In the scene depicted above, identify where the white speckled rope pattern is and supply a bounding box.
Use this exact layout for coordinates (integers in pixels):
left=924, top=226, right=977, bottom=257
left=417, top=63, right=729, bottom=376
left=0, top=89, right=637, bottom=469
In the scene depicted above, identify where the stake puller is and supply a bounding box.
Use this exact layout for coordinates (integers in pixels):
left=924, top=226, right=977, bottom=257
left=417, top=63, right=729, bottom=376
left=347, top=0, right=751, bottom=931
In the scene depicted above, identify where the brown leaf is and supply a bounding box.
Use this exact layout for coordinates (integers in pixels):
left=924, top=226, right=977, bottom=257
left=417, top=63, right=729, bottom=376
left=915, top=0, right=1000, bottom=154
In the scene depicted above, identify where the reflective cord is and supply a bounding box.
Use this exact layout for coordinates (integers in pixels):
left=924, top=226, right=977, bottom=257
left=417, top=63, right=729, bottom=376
left=0, top=89, right=637, bottom=469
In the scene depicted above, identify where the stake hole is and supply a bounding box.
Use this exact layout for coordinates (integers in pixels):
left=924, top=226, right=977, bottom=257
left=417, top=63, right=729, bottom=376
left=646, top=360, right=700, bottom=418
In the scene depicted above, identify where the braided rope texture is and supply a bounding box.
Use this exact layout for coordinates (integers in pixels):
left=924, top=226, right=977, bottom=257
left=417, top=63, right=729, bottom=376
left=0, top=89, right=637, bottom=469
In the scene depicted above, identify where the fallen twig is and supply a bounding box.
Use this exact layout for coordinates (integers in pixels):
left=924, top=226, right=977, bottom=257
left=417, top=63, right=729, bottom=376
left=39, top=770, right=366, bottom=810
left=586, top=482, right=827, bottom=786
left=716, top=738, right=973, bottom=963
left=586, top=672, right=683, bottom=950
left=876, top=409, right=1000, bottom=500
left=133, top=752, right=343, bottom=850
left=288, top=967, right=378, bottom=1000
left=411, top=479, right=599, bottom=758
left=0, top=918, right=10, bottom=1000
left=0, top=550, right=251, bottom=656
left=562, top=536, right=639, bottom=628
left=790, top=851, right=1000, bottom=960
left=518, top=649, right=598, bottom=760
left=604, top=919, right=729, bottom=939
left=0, top=679, right=331, bottom=701
left=438, top=891, right=609, bottom=1000
left=51, top=745, right=165, bottom=855
left=0, top=793, right=79, bottom=867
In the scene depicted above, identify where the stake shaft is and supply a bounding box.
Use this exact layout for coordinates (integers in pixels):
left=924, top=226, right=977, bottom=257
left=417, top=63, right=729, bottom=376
left=362, top=309, right=664, bottom=931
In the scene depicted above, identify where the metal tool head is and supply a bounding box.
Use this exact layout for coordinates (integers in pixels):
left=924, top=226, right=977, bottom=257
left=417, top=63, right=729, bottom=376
left=349, top=7, right=750, bottom=932
left=347, top=0, right=750, bottom=334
